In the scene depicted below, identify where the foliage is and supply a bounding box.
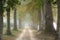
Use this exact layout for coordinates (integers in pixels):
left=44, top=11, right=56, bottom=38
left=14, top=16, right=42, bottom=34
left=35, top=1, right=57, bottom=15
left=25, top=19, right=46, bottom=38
left=29, top=0, right=56, bottom=11
left=33, top=0, right=43, bottom=9
left=3, top=0, right=6, bottom=5
left=7, top=0, right=20, bottom=9
left=52, top=0, right=57, bottom=4
left=46, top=0, right=57, bottom=4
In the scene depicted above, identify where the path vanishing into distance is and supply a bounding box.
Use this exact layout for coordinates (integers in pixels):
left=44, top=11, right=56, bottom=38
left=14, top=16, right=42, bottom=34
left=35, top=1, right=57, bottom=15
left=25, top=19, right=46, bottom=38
left=16, top=27, right=38, bottom=40
left=15, top=27, right=55, bottom=40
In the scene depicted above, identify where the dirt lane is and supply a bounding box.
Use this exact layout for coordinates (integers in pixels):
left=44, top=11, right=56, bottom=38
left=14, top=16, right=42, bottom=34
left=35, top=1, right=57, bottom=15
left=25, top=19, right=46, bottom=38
left=16, top=28, right=38, bottom=40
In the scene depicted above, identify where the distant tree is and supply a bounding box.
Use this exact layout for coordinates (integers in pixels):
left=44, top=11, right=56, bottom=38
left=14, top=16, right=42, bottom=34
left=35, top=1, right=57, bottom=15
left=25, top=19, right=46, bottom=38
left=14, top=8, right=17, bottom=30
left=19, top=18, right=21, bottom=28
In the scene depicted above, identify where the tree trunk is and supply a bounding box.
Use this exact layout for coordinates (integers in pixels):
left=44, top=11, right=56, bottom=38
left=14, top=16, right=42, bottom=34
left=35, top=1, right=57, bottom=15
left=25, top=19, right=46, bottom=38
left=38, top=8, right=45, bottom=31
left=0, top=14, right=3, bottom=40
left=6, top=7, right=11, bottom=35
left=0, top=10, right=3, bottom=40
left=57, top=0, right=60, bottom=40
left=40, top=7, right=45, bottom=31
left=42, top=1, right=46, bottom=29
left=44, top=0, right=56, bottom=34
left=14, top=8, right=17, bottom=30
left=38, top=9, right=41, bottom=31
left=0, top=0, right=3, bottom=40
left=19, top=18, right=21, bottom=28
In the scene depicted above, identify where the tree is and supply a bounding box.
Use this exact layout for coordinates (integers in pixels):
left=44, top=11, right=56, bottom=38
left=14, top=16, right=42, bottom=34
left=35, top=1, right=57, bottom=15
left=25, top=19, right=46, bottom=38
left=38, top=9, right=41, bottom=31
left=19, top=18, right=21, bottom=28
left=6, top=6, right=11, bottom=35
left=14, top=1, right=21, bottom=30
left=57, top=0, right=60, bottom=40
left=31, top=0, right=43, bottom=30
left=44, top=0, right=56, bottom=34
left=38, top=1, right=46, bottom=31
left=0, top=0, right=6, bottom=40
left=6, top=0, right=20, bottom=35
left=0, top=3, right=3, bottom=40
left=14, top=8, right=17, bottom=30
left=38, top=7, right=45, bottom=31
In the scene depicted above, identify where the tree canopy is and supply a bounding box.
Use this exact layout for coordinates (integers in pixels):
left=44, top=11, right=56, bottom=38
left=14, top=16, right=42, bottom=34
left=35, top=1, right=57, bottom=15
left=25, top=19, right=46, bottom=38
left=7, top=0, right=20, bottom=9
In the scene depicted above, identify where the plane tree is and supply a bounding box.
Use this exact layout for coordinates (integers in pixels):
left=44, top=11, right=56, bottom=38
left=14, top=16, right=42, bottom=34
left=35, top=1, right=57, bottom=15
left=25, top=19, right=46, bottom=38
left=6, top=0, right=20, bottom=35
left=0, top=0, right=6, bottom=40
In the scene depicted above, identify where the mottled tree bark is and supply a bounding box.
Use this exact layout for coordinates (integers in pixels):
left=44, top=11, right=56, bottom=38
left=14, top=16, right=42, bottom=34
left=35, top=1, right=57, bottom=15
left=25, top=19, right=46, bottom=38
left=44, top=0, right=56, bottom=34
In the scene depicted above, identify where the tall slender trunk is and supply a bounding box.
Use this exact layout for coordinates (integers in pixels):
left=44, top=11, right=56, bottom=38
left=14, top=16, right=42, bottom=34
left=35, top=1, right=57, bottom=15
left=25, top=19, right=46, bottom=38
left=42, top=1, right=46, bottom=29
left=40, top=7, right=45, bottom=31
left=38, top=9, right=41, bottom=31
left=19, top=18, right=21, bottom=28
left=38, top=8, right=45, bottom=31
left=0, top=0, right=3, bottom=40
left=14, top=8, right=17, bottom=30
left=57, top=0, right=60, bottom=40
left=44, top=0, right=56, bottom=34
left=0, top=11, right=3, bottom=40
left=6, top=7, right=11, bottom=35
left=0, top=13, right=3, bottom=40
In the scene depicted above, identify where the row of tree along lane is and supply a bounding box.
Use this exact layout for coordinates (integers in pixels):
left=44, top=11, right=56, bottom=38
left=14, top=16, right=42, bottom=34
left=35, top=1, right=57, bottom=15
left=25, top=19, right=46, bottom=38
left=0, top=0, right=60, bottom=40
left=6, top=0, right=21, bottom=35
left=0, top=0, right=21, bottom=40
left=38, top=0, right=60, bottom=40
left=34, top=0, right=57, bottom=33
left=44, top=0, right=56, bottom=34
left=40, top=0, right=58, bottom=39
left=33, top=0, right=58, bottom=39
left=0, top=0, right=6, bottom=40
left=57, top=0, right=60, bottom=40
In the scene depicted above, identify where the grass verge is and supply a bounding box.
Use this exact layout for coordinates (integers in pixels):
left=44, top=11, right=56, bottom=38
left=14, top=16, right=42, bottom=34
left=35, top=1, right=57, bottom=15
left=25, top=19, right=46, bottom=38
left=3, top=28, right=23, bottom=40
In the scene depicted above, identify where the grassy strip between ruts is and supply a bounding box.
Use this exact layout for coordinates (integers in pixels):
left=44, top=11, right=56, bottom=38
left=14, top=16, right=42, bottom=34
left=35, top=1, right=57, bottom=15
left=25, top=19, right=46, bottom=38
left=3, top=28, right=23, bottom=40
